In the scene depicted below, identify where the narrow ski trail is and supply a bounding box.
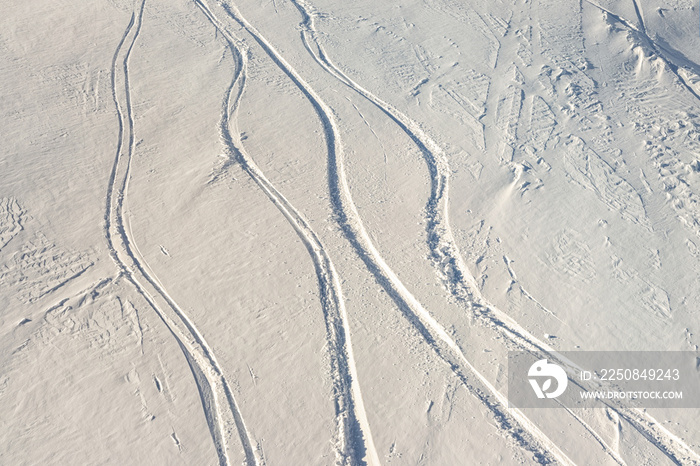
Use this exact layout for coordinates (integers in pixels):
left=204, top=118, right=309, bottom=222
left=106, top=2, right=256, bottom=465
left=289, top=1, right=700, bottom=464
left=195, top=1, right=379, bottom=465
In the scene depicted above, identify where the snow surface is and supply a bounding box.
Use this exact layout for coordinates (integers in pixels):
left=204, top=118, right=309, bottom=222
left=1, top=0, right=700, bottom=464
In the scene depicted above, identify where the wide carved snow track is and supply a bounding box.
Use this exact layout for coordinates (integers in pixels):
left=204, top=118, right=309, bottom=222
left=105, top=2, right=256, bottom=465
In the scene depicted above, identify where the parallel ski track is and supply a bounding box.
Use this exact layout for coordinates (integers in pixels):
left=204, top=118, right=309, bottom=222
left=106, top=2, right=256, bottom=465
left=195, top=1, right=379, bottom=465
left=291, top=1, right=700, bottom=465
left=285, top=1, right=580, bottom=464
left=195, top=0, right=578, bottom=463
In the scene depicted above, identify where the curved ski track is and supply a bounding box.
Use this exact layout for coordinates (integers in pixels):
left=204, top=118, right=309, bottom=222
left=195, top=1, right=379, bottom=465
left=290, top=1, right=700, bottom=464
left=197, top=0, right=578, bottom=463
left=106, top=2, right=256, bottom=465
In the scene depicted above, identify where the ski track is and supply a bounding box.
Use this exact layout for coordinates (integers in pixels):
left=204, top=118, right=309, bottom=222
left=559, top=403, right=626, bottom=466
left=97, top=0, right=700, bottom=465
left=195, top=1, right=379, bottom=465
left=630, top=0, right=646, bottom=35
left=201, top=0, right=569, bottom=462
left=288, top=1, right=700, bottom=465
left=105, top=2, right=255, bottom=465
left=286, top=0, right=575, bottom=463
left=584, top=0, right=700, bottom=103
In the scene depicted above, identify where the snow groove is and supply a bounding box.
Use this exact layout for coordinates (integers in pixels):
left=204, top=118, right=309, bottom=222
left=195, top=1, right=378, bottom=465
left=630, top=0, right=646, bottom=35
left=105, top=2, right=255, bottom=465
left=290, top=2, right=700, bottom=464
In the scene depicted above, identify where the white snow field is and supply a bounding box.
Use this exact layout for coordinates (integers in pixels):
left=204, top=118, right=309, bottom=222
left=2, top=0, right=700, bottom=464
